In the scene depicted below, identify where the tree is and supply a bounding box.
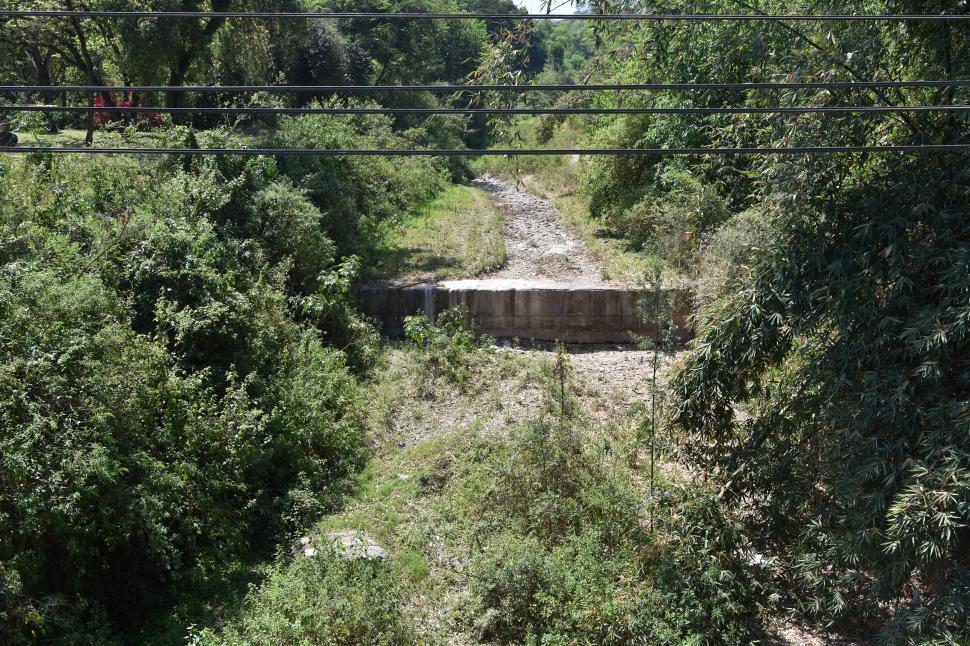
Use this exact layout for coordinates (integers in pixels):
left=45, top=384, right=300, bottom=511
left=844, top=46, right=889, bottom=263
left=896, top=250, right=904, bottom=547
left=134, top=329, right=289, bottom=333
left=626, top=1, right=970, bottom=640
left=321, top=0, right=488, bottom=85
left=110, top=0, right=304, bottom=107
left=523, top=0, right=970, bottom=639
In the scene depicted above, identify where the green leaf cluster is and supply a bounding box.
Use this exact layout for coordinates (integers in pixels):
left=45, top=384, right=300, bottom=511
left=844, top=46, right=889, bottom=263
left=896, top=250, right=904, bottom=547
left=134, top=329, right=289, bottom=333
left=0, top=115, right=447, bottom=642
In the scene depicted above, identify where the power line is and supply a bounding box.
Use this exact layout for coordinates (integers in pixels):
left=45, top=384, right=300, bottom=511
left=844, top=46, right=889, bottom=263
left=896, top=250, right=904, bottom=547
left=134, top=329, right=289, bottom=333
left=5, top=81, right=970, bottom=94
left=2, top=10, right=970, bottom=21
left=2, top=145, right=969, bottom=156
left=4, top=104, right=970, bottom=116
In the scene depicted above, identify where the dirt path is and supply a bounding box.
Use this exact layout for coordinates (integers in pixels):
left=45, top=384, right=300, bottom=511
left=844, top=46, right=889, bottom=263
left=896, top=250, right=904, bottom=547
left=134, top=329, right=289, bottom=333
left=470, top=175, right=661, bottom=423
left=474, top=174, right=613, bottom=286
left=494, top=342, right=677, bottom=427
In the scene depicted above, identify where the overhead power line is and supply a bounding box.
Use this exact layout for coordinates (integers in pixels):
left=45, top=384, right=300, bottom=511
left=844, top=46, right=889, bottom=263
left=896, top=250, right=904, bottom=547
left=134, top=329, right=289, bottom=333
left=2, top=10, right=970, bottom=21
left=4, top=104, right=970, bottom=116
left=5, top=81, right=970, bottom=94
left=2, top=145, right=970, bottom=156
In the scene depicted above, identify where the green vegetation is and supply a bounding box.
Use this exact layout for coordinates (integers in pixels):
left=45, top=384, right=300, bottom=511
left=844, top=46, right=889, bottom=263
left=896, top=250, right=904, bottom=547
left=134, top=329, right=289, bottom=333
left=469, top=0, right=970, bottom=640
left=373, top=184, right=506, bottom=282
left=475, top=119, right=671, bottom=285
left=508, top=1, right=970, bottom=641
left=1, top=4, right=513, bottom=637
left=0, top=107, right=459, bottom=644
left=195, top=552, right=419, bottom=645
left=197, top=318, right=765, bottom=645
left=3, top=0, right=969, bottom=644
left=0, top=144, right=376, bottom=643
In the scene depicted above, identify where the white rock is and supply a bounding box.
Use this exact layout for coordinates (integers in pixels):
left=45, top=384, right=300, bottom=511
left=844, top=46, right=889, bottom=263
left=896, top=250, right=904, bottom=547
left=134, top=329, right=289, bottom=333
left=325, top=530, right=387, bottom=561
left=290, top=536, right=312, bottom=557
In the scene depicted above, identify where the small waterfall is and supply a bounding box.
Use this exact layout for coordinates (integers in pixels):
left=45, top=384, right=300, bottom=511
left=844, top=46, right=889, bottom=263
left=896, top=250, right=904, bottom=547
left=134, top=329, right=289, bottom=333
left=422, top=284, right=436, bottom=322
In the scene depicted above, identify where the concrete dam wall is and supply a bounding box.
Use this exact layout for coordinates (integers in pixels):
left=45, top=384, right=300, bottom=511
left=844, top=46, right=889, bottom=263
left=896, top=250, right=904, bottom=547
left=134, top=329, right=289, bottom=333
left=356, top=279, right=693, bottom=344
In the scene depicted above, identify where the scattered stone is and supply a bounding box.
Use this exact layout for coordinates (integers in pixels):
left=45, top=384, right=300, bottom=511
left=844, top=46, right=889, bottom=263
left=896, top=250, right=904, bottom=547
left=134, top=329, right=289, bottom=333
left=474, top=174, right=613, bottom=286
left=291, top=532, right=386, bottom=561
left=290, top=536, right=316, bottom=558
left=473, top=608, right=502, bottom=641
left=325, top=530, right=387, bottom=561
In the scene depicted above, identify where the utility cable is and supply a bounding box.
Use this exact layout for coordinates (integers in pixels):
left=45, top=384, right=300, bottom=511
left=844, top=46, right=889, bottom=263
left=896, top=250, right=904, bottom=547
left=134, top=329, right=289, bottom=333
left=4, top=105, right=969, bottom=116
left=2, top=145, right=970, bottom=156
left=2, top=11, right=970, bottom=21
left=5, top=81, right=970, bottom=94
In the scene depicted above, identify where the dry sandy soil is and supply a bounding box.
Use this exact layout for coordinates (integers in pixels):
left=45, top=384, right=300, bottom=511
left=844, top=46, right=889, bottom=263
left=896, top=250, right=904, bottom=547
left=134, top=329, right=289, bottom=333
left=474, top=174, right=614, bottom=285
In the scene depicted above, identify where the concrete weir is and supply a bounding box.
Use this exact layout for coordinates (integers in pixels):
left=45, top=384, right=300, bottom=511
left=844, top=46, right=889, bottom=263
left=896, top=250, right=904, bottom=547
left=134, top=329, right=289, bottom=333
left=356, top=279, right=693, bottom=344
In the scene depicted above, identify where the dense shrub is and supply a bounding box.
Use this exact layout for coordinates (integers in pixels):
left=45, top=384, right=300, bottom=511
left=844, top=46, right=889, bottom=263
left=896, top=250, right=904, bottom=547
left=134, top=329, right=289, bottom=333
left=574, top=5, right=970, bottom=637
left=696, top=207, right=773, bottom=308
left=195, top=551, right=417, bottom=646
left=591, top=169, right=731, bottom=271
left=403, top=305, right=483, bottom=386
left=0, top=123, right=447, bottom=640
left=274, top=113, right=449, bottom=263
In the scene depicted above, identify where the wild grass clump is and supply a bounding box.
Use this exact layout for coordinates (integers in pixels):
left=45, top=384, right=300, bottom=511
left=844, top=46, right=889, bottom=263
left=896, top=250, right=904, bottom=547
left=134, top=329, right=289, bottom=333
left=450, top=350, right=767, bottom=644
left=403, top=305, right=491, bottom=389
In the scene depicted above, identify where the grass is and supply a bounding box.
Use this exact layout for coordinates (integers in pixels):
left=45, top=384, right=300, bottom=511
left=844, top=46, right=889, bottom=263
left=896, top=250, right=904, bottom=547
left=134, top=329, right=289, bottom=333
left=15, top=127, right=172, bottom=148
left=196, top=333, right=766, bottom=645
left=196, top=343, right=561, bottom=644
left=473, top=117, right=672, bottom=286
left=371, top=183, right=506, bottom=283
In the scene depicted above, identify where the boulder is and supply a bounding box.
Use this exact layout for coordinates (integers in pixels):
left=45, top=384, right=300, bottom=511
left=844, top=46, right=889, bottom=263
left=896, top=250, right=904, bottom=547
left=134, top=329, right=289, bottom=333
left=325, top=530, right=387, bottom=561
left=291, top=531, right=387, bottom=561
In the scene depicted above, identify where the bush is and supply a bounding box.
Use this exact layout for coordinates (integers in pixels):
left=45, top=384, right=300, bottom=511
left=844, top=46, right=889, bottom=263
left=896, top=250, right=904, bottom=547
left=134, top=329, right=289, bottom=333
left=468, top=457, right=767, bottom=644
left=696, top=207, right=773, bottom=308
left=0, top=129, right=447, bottom=641
left=194, top=551, right=416, bottom=646
left=0, top=263, right=366, bottom=642
left=673, top=153, right=970, bottom=640
left=274, top=113, right=448, bottom=263
left=604, top=170, right=731, bottom=271
left=403, top=305, right=483, bottom=386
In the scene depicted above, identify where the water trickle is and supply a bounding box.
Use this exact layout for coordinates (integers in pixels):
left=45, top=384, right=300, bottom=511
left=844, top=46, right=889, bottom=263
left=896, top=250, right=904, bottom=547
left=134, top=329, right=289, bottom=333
left=422, top=284, right=436, bottom=321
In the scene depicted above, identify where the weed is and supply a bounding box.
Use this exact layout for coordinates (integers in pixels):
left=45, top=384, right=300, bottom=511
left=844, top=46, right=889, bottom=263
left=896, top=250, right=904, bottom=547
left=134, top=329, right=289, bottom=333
left=634, top=260, right=679, bottom=531
left=404, top=305, right=489, bottom=389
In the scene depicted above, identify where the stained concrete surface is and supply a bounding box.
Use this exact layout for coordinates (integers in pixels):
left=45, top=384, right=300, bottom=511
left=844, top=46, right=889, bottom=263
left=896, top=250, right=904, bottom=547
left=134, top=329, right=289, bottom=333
left=356, top=279, right=692, bottom=344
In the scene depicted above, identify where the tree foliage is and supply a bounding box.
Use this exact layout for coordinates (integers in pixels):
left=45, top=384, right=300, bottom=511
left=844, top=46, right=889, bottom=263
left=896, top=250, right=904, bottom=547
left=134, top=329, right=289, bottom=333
left=560, top=0, right=970, bottom=640
left=0, top=109, right=449, bottom=642
left=514, top=0, right=970, bottom=640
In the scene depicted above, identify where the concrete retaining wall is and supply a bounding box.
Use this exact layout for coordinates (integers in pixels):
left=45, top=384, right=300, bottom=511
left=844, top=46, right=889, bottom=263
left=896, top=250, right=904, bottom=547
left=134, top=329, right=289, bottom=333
left=356, top=279, right=693, bottom=344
